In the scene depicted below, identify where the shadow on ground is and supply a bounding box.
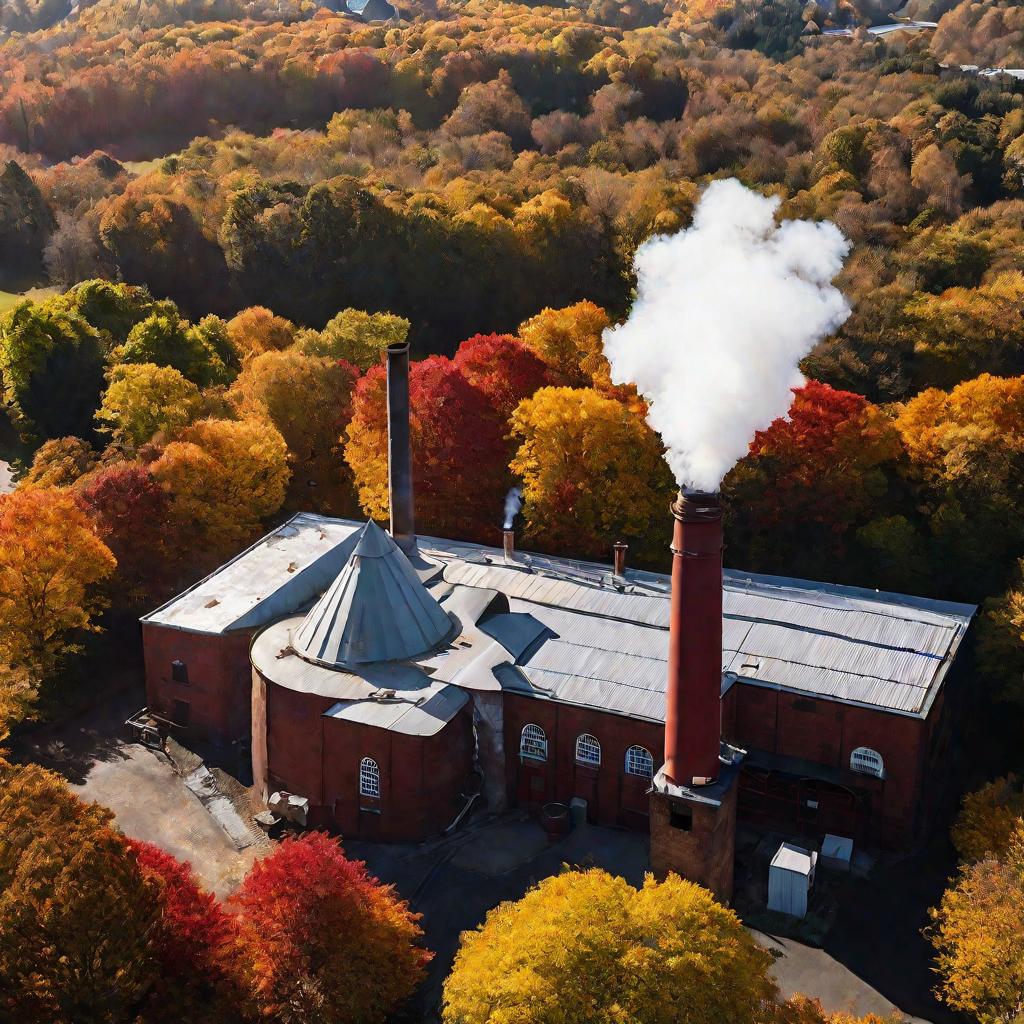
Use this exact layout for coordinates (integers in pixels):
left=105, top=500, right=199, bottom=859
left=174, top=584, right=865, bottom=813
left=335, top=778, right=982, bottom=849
left=13, top=683, right=145, bottom=785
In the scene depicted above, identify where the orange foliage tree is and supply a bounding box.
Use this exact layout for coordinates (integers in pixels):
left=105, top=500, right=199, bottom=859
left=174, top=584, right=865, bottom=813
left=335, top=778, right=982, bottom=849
left=951, top=775, right=1024, bottom=863
left=0, top=762, right=160, bottom=1024
left=928, top=823, right=1024, bottom=1024
left=151, top=416, right=290, bottom=563
left=0, top=486, right=116, bottom=675
left=230, top=831, right=429, bottom=1024
left=228, top=349, right=359, bottom=513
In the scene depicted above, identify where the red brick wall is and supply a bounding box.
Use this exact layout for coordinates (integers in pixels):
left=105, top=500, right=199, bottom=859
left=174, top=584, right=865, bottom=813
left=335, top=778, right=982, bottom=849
left=723, top=683, right=928, bottom=848
left=501, top=693, right=664, bottom=830
left=142, top=624, right=254, bottom=745
left=259, top=674, right=474, bottom=842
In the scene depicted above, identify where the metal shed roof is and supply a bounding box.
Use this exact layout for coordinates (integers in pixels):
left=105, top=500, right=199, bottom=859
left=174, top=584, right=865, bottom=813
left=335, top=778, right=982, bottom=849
left=148, top=513, right=975, bottom=722
left=291, top=521, right=452, bottom=667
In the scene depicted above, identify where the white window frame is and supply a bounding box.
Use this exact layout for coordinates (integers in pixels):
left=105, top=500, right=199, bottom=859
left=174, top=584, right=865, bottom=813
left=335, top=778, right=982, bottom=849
left=359, top=757, right=380, bottom=797
left=625, top=745, right=654, bottom=779
left=520, top=724, right=548, bottom=761
left=575, top=733, right=601, bottom=766
left=849, top=746, right=885, bottom=780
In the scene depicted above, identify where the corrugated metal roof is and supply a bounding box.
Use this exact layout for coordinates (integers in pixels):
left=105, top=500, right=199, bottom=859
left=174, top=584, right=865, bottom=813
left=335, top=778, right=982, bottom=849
left=142, top=514, right=362, bottom=634
left=152, top=513, right=975, bottom=722
left=292, top=521, right=452, bottom=667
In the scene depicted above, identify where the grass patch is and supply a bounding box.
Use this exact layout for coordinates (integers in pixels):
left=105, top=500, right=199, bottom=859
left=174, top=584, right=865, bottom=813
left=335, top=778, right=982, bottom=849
left=0, top=286, right=59, bottom=314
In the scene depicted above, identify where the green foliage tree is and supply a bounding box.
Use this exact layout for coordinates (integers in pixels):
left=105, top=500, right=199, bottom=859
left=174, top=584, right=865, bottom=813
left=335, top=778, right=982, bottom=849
left=96, top=362, right=205, bottom=451
left=0, top=161, right=54, bottom=287
left=300, top=308, right=409, bottom=369
left=112, top=311, right=234, bottom=388
left=0, top=299, right=106, bottom=445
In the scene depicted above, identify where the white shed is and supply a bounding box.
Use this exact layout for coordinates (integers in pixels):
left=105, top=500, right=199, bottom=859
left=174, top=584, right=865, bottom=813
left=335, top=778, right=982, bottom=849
left=768, top=843, right=817, bottom=918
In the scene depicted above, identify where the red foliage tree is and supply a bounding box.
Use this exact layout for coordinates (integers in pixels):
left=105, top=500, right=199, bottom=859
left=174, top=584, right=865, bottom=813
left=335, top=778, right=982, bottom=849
left=126, top=839, right=237, bottom=1024
left=345, top=356, right=510, bottom=542
left=723, top=380, right=901, bottom=578
left=75, top=462, right=176, bottom=604
left=453, top=333, right=550, bottom=420
left=230, top=832, right=429, bottom=1024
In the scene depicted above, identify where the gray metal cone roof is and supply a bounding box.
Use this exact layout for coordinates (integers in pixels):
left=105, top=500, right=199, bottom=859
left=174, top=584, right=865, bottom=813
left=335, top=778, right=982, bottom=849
left=291, top=520, right=452, bottom=667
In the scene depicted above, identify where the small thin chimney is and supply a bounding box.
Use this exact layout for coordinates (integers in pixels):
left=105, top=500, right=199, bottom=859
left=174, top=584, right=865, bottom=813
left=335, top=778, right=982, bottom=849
left=503, top=528, right=515, bottom=562
left=613, top=541, right=628, bottom=577
left=664, top=489, right=723, bottom=787
left=386, top=342, right=415, bottom=553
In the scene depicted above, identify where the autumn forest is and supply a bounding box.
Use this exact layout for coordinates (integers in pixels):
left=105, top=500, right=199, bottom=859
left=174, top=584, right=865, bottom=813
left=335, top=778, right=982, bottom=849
left=1, top=0, right=1024, bottom=1020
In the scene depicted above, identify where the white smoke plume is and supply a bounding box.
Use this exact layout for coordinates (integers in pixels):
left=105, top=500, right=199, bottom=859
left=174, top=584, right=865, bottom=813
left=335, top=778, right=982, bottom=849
left=503, top=487, right=522, bottom=530
left=602, top=179, right=852, bottom=492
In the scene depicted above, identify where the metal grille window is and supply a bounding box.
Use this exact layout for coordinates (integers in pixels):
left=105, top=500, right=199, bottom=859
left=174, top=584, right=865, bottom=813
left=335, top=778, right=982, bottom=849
left=359, top=757, right=380, bottom=797
left=625, top=745, right=654, bottom=778
left=575, top=734, right=601, bottom=766
left=520, top=724, right=547, bottom=761
left=850, top=746, right=885, bottom=779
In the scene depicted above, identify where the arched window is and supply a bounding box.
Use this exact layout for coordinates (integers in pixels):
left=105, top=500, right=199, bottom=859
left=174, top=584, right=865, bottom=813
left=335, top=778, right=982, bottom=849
left=520, top=724, right=547, bottom=761
left=359, top=757, right=380, bottom=797
left=625, top=745, right=654, bottom=778
left=575, top=734, right=601, bottom=766
left=850, top=746, right=885, bottom=779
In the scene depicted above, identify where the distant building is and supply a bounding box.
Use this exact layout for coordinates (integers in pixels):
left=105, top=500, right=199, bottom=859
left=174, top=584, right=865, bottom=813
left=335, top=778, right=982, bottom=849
left=345, top=0, right=398, bottom=22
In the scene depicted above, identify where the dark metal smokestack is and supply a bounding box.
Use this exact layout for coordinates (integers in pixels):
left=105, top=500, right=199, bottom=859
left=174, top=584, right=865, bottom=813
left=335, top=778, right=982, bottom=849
left=664, top=489, right=723, bottom=787
left=503, top=529, right=515, bottom=562
left=386, top=342, right=415, bottom=553
left=613, top=541, right=628, bottom=577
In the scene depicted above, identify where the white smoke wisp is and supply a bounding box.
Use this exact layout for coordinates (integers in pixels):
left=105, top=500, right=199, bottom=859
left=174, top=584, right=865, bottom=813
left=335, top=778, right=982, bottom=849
left=602, top=179, right=852, bottom=493
left=503, top=487, right=523, bottom=530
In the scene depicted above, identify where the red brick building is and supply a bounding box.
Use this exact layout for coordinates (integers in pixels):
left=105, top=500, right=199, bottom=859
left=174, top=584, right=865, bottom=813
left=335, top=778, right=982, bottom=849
left=142, top=510, right=973, bottom=852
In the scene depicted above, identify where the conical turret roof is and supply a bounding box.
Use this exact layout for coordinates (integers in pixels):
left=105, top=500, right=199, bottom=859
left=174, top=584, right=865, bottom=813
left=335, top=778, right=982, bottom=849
left=291, top=520, right=452, bottom=667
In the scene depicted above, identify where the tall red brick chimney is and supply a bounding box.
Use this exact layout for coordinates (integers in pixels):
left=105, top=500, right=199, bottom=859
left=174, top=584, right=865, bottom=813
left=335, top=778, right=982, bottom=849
left=650, top=488, right=737, bottom=902
left=664, top=489, right=723, bottom=786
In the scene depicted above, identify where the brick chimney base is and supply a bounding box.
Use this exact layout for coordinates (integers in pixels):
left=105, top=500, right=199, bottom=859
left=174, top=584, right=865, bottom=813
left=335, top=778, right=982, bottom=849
left=649, top=766, right=738, bottom=904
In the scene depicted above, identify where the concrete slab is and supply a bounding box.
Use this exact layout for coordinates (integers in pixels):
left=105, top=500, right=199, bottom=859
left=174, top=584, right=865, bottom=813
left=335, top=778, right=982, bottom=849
left=451, top=820, right=549, bottom=875
left=756, top=931, right=932, bottom=1024
left=68, top=742, right=263, bottom=898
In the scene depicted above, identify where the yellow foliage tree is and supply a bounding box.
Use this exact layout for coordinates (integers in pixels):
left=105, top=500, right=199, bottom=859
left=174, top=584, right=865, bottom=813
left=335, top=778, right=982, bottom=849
left=928, top=824, right=1024, bottom=1024
left=0, top=487, right=116, bottom=676
left=228, top=349, right=359, bottom=512
left=517, top=301, right=613, bottom=388
left=226, top=306, right=296, bottom=362
left=96, top=362, right=204, bottom=451
left=904, top=273, right=1024, bottom=388
left=509, top=386, right=674, bottom=562
left=151, top=417, right=290, bottom=561
left=952, top=775, right=1024, bottom=863
left=442, top=868, right=777, bottom=1024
